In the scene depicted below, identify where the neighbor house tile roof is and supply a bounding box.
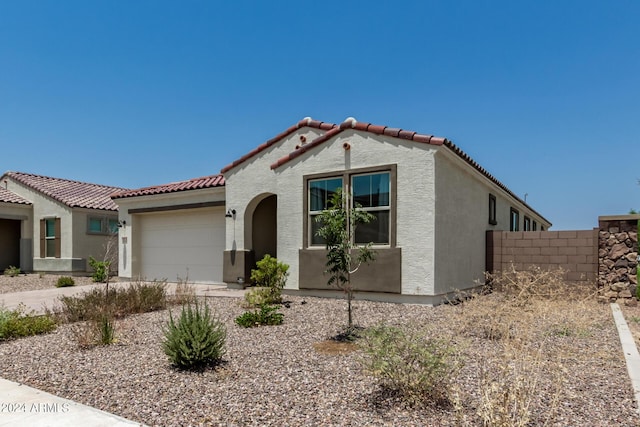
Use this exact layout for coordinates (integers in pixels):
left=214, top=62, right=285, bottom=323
left=0, top=187, right=31, bottom=205
left=4, top=171, right=127, bottom=211
left=220, top=118, right=337, bottom=173
left=111, top=174, right=225, bottom=199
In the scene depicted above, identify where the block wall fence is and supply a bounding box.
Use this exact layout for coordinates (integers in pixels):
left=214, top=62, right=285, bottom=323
left=486, top=215, right=639, bottom=298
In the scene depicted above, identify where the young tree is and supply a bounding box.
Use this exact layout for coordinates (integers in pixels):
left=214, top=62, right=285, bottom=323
left=315, top=188, right=376, bottom=331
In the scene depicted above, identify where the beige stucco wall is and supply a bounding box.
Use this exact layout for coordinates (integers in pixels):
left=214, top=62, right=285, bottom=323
left=433, top=149, right=551, bottom=295
left=224, top=127, right=439, bottom=295
left=72, top=209, right=119, bottom=271
left=114, top=187, right=225, bottom=279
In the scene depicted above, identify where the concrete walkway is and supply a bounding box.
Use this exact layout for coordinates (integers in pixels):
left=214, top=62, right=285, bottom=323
left=0, top=282, right=245, bottom=426
left=611, top=303, right=640, bottom=415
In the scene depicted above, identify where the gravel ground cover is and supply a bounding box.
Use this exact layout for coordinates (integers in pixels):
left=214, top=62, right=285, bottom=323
left=0, top=274, right=95, bottom=294
left=0, top=287, right=638, bottom=426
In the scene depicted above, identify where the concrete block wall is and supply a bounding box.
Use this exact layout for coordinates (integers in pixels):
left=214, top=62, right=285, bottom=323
left=486, top=229, right=598, bottom=283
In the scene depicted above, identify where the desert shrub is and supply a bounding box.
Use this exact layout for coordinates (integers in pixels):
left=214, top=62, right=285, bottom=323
left=70, top=311, right=117, bottom=348
left=58, top=280, right=167, bottom=322
left=248, top=255, right=289, bottom=304
left=3, top=266, right=21, bottom=277
left=235, top=303, right=284, bottom=328
left=171, top=280, right=196, bottom=305
left=163, top=301, right=226, bottom=369
left=0, top=304, right=56, bottom=340
left=359, top=324, right=462, bottom=406
left=455, top=265, right=597, bottom=341
left=474, top=341, right=565, bottom=427
left=243, top=287, right=274, bottom=307
left=56, top=276, right=75, bottom=287
left=98, top=314, right=115, bottom=345
left=88, top=256, right=110, bottom=283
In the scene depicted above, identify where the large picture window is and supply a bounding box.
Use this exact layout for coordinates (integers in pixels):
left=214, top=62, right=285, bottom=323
left=306, top=167, right=394, bottom=247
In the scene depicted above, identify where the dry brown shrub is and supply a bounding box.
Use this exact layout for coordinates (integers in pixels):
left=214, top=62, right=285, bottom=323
left=171, top=281, right=196, bottom=305
left=448, top=265, right=604, bottom=426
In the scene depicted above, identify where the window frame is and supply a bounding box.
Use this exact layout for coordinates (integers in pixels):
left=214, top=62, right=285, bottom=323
left=87, top=216, right=119, bottom=236
left=40, top=217, right=61, bottom=258
left=509, top=208, right=520, bottom=232
left=488, top=194, right=497, bottom=225
left=303, top=165, right=397, bottom=249
left=532, top=220, right=537, bottom=231
left=523, top=216, right=531, bottom=231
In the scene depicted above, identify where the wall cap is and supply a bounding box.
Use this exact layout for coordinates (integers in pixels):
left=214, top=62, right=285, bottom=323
left=598, top=215, right=640, bottom=221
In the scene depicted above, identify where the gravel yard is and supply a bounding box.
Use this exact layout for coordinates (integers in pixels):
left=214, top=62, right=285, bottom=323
left=0, top=273, right=95, bottom=294
left=0, top=278, right=639, bottom=427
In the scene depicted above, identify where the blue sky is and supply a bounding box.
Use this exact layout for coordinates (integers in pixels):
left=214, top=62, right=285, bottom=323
left=1, top=1, right=638, bottom=230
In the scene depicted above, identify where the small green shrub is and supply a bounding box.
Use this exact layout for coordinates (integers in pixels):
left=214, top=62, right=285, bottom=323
left=3, top=266, right=21, bottom=277
left=88, top=256, right=110, bottom=283
left=163, top=301, right=226, bottom=369
left=56, top=276, right=75, bottom=287
left=98, top=314, right=115, bottom=345
left=359, top=324, right=462, bottom=406
left=0, top=304, right=57, bottom=340
left=58, top=280, right=167, bottom=322
left=248, top=255, right=289, bottom=305
left=235, top=303, right=284, bottom=328
left=244, top=287, right=273, bottom=307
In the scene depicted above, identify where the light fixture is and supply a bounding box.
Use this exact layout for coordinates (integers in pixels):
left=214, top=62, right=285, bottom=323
left=117, top=220, right=127, bottom=228
left=225, top=209, right=236, bottom=218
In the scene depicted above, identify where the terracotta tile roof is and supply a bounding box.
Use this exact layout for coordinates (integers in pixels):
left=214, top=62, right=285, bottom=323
left=111, top=174, right=225, bottom=199
left=269, top=118, right=447, bottom=170
left=4, top=171, right=127, bottom=211
left=268, top=117, right=550, bottom=224
left=0, top=187, right=31, bottom=205
left=220, top=117, right=337, bottom=174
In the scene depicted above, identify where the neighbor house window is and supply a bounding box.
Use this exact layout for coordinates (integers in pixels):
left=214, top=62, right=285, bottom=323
left=87, top=216, right=119, bottom=235
left=488, top=194, right=497, bottom=225
left=509, top=208, right=519, bottom=231
left=306, top=167, right=394, bottom=247
left=523, top=216, right=531, bottom=231
left=532, top=220, right=537, bottom=231
left=40, top=218, right=60, bottom=258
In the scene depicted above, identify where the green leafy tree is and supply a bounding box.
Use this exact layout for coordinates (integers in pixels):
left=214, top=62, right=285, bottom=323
left=315, top=188, right=376, bottom=330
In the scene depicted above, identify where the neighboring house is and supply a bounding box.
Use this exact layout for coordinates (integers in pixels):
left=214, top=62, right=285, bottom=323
left=114, top=117, right=551, bottom=304
left=0, top=171, right=127, bottom=273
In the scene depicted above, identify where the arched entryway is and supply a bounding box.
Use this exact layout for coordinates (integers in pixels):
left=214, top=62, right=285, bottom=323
left=251, top=194, right=277, bottom=261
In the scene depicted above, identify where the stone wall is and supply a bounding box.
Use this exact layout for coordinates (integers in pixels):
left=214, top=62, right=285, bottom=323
left=597, top=216, right=639, bottom=301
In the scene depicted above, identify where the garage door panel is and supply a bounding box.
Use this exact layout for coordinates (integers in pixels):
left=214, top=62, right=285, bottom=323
left=138, top=208, right=224, bottom=283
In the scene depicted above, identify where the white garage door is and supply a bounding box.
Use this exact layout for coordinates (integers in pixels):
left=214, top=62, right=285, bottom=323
left=138, top=207, right=225, bottom=283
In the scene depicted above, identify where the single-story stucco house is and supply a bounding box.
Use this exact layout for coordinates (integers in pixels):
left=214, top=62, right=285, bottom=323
left=0, top=171, right=127, bottom=273
left=112, top=117, right=551, bottom=304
